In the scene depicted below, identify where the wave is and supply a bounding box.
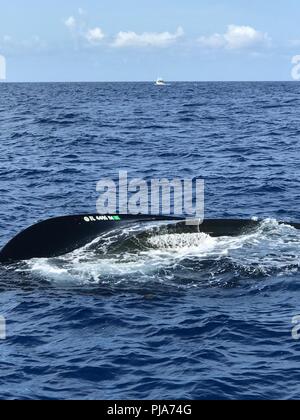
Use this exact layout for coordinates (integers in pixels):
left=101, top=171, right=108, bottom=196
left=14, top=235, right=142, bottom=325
left=16, top=219, right=300, bottom=288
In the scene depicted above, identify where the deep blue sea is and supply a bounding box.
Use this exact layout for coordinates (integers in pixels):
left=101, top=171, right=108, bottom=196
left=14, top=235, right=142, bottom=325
left=0, top=82, right=300, bottom=400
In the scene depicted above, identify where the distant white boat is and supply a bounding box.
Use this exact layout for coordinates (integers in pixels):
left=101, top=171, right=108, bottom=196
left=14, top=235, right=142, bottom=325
left=155, top=78, right=166, bottom=86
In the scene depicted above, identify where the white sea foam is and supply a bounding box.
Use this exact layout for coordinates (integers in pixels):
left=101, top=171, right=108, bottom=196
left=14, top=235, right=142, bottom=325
left=21, top=219, right=300, bottom=286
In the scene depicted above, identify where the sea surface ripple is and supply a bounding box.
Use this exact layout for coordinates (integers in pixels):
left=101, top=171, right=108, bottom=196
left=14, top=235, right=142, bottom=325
left=0, top=82, right=300, bottom=400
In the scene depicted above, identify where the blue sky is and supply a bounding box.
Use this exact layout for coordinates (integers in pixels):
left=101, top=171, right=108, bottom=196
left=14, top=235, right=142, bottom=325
left=0, top=0, right=300, bottom=81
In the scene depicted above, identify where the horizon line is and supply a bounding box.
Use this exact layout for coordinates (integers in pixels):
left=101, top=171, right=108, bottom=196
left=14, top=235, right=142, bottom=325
left=0, top=80, right=297, bottom=84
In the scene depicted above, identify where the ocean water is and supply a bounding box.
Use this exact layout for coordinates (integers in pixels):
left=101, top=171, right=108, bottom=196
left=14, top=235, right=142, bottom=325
left=0, top=82, right=300, bottom=400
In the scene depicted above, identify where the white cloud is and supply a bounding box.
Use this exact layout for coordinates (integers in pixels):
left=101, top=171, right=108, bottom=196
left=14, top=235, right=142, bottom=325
left=65, top=16, right=76, bottom=29
left=64, top=9, right=183, bottom=49
left=85, top=27, right=105, bottom=44
left=64, top=11, right=105, bottom=46
left=199, top=25, right=271, bottom=50
left=112, top=26, right=184, bottom=48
